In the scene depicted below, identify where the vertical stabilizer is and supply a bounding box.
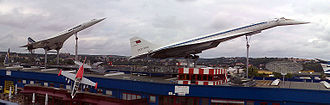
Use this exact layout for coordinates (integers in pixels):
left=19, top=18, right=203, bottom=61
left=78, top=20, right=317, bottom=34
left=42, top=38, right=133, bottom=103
left=75, top=57, right=87, bottom=79
left=28, top=37, right=36, bottom=44
left=130, top=37, right=157, bottom=58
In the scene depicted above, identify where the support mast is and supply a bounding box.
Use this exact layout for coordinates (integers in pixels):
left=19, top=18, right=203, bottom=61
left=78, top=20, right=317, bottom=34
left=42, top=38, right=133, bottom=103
left=75, top=33, right=78, bottom=61
left=245, top=35, right=250, bottom=78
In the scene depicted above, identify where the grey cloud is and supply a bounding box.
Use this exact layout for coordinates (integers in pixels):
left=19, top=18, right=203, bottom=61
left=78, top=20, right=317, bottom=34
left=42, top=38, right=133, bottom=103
left=0, top=0, right=329, bottom=59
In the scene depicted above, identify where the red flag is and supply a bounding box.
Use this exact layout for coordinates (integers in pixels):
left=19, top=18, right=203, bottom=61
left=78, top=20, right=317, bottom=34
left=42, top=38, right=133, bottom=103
left=135, top=40, right=141, bottom=44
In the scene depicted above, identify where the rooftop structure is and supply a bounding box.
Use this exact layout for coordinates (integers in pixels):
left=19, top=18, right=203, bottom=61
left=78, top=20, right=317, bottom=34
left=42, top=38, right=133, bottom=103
left=1, top=68, right=330, bottom=105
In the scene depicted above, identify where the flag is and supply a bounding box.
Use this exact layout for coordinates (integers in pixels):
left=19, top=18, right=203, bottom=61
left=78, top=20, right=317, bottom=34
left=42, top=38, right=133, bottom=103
left=135, top=40, right=141, bottom=44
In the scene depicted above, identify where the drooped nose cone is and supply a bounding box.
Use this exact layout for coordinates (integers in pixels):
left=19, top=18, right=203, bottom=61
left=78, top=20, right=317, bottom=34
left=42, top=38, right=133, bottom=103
left=84, top=17, right=106, bottom=28
left=278, top=18, right=310, bottom=26
left=94, top=17, right=106, bottom=23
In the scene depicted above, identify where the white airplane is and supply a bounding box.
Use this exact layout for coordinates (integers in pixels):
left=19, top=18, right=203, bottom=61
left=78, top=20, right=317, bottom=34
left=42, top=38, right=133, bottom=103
left=130, top=17, right=309, bottom=59
left=21, top=18, right=105, bottom=67
left=58, top=57, right=97, bottom=99
left=21, top=18, right=105, bottom=53
left=316, top=59, right=330, bottom=74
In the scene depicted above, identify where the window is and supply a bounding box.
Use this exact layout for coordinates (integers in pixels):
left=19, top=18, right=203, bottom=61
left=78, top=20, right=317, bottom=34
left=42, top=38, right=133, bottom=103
left=208, top=75, right=213, bottom=81
left=106, top=90, right=112, bottom=96
left=123, top=93, right=127, bottom=100
left=30, top=81, right=34, bottom=85
left=132, top=95, right=136, bottom=100
left=150, top=95, right=156, bottom=103
left=201, top=98, right=209, bottom=105
left=44, top=82, right=48, bottom=87
left=66, top=85, right=71, bottom=89
left=84, top=87, right=90, bottom=92
left=122, top=93, right=141, bottom=100
left=191, top=75, right=196, bottom=80
left=35, top=81, right=41, bottom=86
left=246, top=101, right=254, bottom=105
left=179, top=74, right=184, bottom=80
left=203, top=75, right=207, bottom=80
left=137, top=95, right=141, bottom=99
left=197, top=75, right=202, bottom=80
left=6, top=71, right=11, bottom=76
left=50, top=83, right=55, bottom=87
left=185, top=75, right=190, bottom=80
left=127, top=94, right=132, bottom=100
left=213, top=75, right=219, bottom=80
left=60, top=84, right=64, bottom=88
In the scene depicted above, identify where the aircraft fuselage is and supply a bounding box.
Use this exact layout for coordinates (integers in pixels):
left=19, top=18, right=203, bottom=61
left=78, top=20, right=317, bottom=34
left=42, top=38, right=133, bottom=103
left=140, top=18, right=308, bottom=59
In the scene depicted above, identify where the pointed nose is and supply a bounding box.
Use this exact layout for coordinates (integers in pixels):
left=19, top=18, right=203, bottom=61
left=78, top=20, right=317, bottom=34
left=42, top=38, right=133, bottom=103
left=292, top=20, right=310, bottom=25
left=279, top=19, right=310, bottom=26
left=96, top=17, right=106, bottom=23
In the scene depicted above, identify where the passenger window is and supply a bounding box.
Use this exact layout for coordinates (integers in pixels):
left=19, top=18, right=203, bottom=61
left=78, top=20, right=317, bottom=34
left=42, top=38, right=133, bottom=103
left=203, top=75, right=207, bottom=80
left=208, top=75, right=213, bottom=81
left=150, top=95, right=156, bottom=103
left=197, top=75, right=202, bottom=80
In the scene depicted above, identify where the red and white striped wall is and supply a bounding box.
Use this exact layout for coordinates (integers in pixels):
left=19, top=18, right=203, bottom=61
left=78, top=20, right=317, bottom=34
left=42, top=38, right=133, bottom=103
left=177, top=67, right=228, bottom=85
left=178, top=68, right=226, bottom=75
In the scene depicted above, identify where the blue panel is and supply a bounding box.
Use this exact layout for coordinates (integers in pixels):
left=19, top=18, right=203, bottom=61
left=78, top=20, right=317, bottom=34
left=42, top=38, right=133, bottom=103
left=0, top=70, right=5, bottom=76
left=1, top=69, right=330, bottom=104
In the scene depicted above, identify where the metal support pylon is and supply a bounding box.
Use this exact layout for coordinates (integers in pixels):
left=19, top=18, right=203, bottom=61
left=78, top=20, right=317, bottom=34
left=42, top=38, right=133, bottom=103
left=245, top=35, right=250, bottom=78
left=75, top=33, right=78, bottom=61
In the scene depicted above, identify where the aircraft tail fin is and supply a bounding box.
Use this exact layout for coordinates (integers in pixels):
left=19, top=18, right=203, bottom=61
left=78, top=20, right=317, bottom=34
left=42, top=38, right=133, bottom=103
left=75, top=57, right=87, bottom=78
left=28, top=37, right=36, bottom=44
left=130, top=37, right=156, bottom=59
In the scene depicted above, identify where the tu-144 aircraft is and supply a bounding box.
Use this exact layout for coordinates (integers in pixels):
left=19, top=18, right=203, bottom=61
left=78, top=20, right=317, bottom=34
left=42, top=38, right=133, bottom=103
left=130, top=17, right=309, bottom=60
left=58, top=57, right=98, bottom=99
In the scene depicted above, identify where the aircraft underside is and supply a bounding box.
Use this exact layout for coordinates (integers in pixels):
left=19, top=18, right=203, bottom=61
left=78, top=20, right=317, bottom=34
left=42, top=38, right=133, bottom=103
left=151, top=41, right=220, bottom=59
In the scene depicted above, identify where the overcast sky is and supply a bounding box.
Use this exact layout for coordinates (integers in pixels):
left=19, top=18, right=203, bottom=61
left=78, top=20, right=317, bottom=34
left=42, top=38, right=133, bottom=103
left=0, top=0, right=329, bottom=59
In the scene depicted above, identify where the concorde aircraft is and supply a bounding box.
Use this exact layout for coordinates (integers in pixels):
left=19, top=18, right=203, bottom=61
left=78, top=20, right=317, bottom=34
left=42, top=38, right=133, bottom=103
left=130, top=17, right=309, bottom=59
left=21, top=18, right=105, bottom=53
left=58, top=57, right=97, bottom=99
left=20, top=18, right=105, bottom=67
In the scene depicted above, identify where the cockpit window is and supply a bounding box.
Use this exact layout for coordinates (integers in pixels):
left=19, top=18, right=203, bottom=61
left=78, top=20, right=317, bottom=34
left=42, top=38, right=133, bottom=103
left=275, top=17, right=291, bottom=22
left=280, top=17, right=291, bottom=20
